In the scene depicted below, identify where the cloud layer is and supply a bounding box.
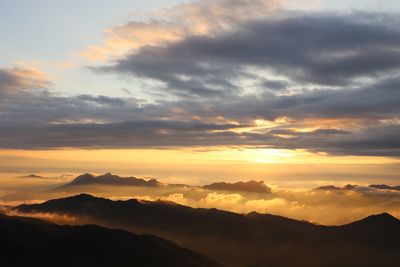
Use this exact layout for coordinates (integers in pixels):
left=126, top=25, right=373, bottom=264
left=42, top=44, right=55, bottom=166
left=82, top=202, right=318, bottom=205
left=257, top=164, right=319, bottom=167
left=3, top=178, right=400, bottom=225
left=1, top=2, right=400, bottom=157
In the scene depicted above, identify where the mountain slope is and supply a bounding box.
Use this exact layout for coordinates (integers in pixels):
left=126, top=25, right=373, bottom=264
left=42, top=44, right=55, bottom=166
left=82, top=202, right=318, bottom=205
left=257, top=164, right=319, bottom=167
left=0, top=213, right=221, bottom=267
left=16, top=194, right=400, bottom=267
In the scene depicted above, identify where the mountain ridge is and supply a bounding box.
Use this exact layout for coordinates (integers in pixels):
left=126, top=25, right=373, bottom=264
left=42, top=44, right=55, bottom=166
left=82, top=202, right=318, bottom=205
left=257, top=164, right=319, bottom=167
left=15, top=194, right=400, bottom=267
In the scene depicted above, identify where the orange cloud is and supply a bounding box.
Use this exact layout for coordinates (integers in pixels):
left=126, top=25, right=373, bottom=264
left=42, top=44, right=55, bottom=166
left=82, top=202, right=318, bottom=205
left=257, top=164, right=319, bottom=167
left=0, top=64, right=51, bottom=93
left=79, top=0, right=281, bottom=62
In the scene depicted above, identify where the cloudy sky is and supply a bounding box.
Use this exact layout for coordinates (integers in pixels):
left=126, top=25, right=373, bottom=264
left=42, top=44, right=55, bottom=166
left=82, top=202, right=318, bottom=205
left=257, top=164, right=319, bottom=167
left=1, top=0, right=400, bottom=186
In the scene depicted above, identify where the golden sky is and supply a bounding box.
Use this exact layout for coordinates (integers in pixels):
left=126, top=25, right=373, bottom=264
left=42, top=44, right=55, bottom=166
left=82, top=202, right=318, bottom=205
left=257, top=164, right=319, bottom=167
left=1, top=148, right=399, bottom=187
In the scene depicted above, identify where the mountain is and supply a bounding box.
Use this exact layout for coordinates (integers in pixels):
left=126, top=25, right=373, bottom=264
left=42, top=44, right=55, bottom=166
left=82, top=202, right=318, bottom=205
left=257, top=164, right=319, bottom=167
left=0, top=213, right=221, bottom=267
left=62, top=173, right=161, bottom=187
left=17, top=174, right=47, bottom=179
left=315, top=183, right=400, bottom=193
left=16, top=194, right=400, bottom=267
left=369, top=184, right=400, bottom=191
left=314, top=185, right=342, bottom=191
left=203, top=180, right=271, bottom=193
left=314, top=184, right=357, bottom=191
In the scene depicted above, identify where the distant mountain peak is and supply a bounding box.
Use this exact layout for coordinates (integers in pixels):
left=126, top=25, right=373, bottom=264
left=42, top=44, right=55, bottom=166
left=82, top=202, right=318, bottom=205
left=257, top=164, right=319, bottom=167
left=62, top=173, right=161, bottom=188
left=346, top=212, right=400, bottom=229
left=362, top=213, right=399, bottom=223
left=314, top=184, right=358, bottom=191
left=102, top=172, right=117, bottom=178
left=314, top=185, right=342, bottom=191
left=204, top=180, right=271, bottom=193
left=17, top=174, right=46, bottom=179
left=76, top=173, right=95, bottom=179
left=369, top=184, right=400, bottom=191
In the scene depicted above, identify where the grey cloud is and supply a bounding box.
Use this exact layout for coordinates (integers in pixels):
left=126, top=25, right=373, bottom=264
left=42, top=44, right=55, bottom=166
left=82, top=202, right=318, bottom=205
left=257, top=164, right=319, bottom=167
left=1, top=94, right=400, bottom=156
left=1, top=76, right=400, bottom=155
left=100, top=12, right=400, bottom=97
left=168, top=75, right=400, bottom=123
left=262, top=79, right=290, bottom=91
left=0, top=68, right=49, bottom=95
left=77, top=95, right=127, bottom=106
left=0, top=70, right=19, bottom=91
left=0, top=120, right=250, bottom=149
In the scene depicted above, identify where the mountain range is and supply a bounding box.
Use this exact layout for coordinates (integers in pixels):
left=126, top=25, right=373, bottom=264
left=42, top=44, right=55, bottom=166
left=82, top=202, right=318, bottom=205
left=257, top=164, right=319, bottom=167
left=203, top=180, right=271, bottom=193
left=58, top=173, right=400, bottom=194
left=60, top=172, right=161, bottom=188
left=369, top=184, right=400, bottom=191
left=16, top=194, right=400, bottom=267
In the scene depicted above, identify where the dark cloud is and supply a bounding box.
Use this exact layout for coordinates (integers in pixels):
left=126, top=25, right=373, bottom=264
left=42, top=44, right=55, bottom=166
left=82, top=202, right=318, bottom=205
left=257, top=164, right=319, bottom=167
left=100, top=12, right=400, bottom=96
left=262, top=79, right=290, bottom=91
left=1, top=64, right=400, bottom=155
left=0, top=116, right=250, bottom=149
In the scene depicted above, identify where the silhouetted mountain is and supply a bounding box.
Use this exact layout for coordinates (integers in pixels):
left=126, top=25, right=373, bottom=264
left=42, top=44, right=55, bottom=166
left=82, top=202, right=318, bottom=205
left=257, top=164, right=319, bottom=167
left=0, top=213, right=221, bottom=267
left=347, top=212, right=400, bottom=227
left=204, top=180, right=271, bottom=193
left=316, top=183, right=400, bottom=193
left=314, top=184, right=357, bottom=191
left=62, top=173, right=161, bottom=187
left=17, top=174, right=47, bottom=179
left=314, top=185, right=342, bottom=191
left=16, top=194, right=400, bottom=267
left=369, top=184, right=400, bottom=191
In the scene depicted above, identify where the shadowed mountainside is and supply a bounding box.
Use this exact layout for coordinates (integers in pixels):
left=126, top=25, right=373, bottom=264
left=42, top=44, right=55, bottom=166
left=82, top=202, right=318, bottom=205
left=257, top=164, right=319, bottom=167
left=0, top=213, right=221, bottom=267
left=16, top=194, right=400, bottom=267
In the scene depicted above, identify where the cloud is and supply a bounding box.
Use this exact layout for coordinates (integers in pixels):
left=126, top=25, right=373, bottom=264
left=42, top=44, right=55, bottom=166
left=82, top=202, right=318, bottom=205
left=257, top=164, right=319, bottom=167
left=100, top=12, right=400, bottom=97
left=80, top=0, right=279, bottom=62
left=0, top=67, right=50, bottom=94
left=0, top=75, right=400, bottom=155
left=6, top=209, right=81, bottom=225
left=5, top=181, right=400, bottom=225
left=177, top=187, right=400, bottom=225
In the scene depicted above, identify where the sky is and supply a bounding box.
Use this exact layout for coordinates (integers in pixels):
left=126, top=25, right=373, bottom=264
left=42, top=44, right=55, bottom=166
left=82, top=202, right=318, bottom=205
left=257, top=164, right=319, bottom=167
left=1, top=0, right=400, bottom=188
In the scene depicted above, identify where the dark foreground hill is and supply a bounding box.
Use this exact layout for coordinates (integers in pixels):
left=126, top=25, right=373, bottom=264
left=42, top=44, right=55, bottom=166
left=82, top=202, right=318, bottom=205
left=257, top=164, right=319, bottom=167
left=0, top=213, right=221, bottom=267
left=16, top=194, right=400, bottom=267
